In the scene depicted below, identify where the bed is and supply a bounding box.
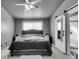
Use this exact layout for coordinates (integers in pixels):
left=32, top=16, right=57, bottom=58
left=9, top=30, right=52, bottom=56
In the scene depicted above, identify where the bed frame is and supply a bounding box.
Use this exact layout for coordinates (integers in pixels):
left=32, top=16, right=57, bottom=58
left=9, top=30, right=52, bottom=56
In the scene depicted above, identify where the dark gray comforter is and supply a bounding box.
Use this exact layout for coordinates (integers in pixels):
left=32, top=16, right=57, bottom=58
left=9, top=41, right=51, bottom=50
left=9, top=41, right=52, bottom=56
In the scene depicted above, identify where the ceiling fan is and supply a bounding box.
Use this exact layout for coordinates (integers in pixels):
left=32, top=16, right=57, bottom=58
left=15, top=0, right=42, bottom=11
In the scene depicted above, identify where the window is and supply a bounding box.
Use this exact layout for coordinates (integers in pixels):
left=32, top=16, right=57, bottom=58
left=23, top=21, right=43, bottom=30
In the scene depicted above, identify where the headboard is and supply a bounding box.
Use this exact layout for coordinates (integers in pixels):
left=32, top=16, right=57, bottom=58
left=22, top=29, right=43, bottom=35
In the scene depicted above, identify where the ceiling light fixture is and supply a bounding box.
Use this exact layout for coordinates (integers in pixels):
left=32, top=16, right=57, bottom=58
left=15, top=0, right=42, bottom=11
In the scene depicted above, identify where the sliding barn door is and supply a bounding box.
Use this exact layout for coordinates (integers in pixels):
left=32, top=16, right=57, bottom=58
left=55, top=14, right=66, bottom=54
left=61, top=14, right=67, bottom=54
left=67, top=5, right=78, bottom=57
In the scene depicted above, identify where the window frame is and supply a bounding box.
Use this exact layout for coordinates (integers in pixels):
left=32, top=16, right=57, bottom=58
left=22, top=21, right=43, bottom=31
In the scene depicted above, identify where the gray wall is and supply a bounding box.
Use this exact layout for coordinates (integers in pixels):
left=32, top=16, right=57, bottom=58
left=50, top=0, right=78, bottom=51
left=15, top=18, right=50, bottom=35
left=1, top=7, right=15, bottom=49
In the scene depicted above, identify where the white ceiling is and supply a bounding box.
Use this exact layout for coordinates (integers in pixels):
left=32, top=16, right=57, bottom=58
left=2, top=0, right=64, bottom=18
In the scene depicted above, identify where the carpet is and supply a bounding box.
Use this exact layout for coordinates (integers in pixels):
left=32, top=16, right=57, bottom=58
left=20, top=55, right=42, bottom=59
